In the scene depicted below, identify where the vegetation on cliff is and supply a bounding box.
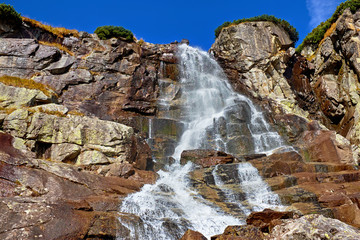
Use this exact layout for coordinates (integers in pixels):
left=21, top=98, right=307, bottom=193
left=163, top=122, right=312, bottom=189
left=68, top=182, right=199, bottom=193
left=214, top=14, right=299, bottom=43
left=0, top=75, right=55, bottom=97
left=22, top=17, right=79, bottom=38
left=95, top=25, right=134, bottom=41
left=297, top=0, right=360, bottom=53
left=0, top=3, right=22, bottom=26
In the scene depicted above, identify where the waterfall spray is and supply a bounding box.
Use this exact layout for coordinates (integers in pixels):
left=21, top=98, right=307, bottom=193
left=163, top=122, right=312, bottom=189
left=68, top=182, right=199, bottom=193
left=119, top=44, right=288, bottom=239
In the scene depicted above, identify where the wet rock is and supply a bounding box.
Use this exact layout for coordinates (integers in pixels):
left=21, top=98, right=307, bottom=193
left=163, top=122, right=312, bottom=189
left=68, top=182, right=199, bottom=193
left=246, top=209, right=297, bottom=232
left=128, top=134, right=153, bottom=170
left=86, top=214, right=118, bottom=239
left=180, top=229, right=207, bottom=240
left=180, top=149, right=235, bottom=168
left=211, top=225, right=264, bottom=240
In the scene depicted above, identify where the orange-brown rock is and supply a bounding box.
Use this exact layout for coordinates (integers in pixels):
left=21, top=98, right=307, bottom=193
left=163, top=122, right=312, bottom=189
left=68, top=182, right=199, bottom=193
left=180, top=229, right=207, bottom=240
left=210, top=225, right=264, bottom=240
left=300, top=130, right=354, bottom=165
left=246, top=209, right=296, bottom=232
left=180, top=149, right=235, bottom=168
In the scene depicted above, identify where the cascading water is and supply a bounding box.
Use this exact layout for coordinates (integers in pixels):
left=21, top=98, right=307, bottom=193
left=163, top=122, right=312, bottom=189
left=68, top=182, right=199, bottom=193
left=119, top=44, right=289, bottom=239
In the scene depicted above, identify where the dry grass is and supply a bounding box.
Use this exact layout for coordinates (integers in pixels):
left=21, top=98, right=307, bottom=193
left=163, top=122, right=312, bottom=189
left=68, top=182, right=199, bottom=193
left=68, top=110, right=85, bottom=117
left=0, top=75, right=55, bottom=97
left=319, top=22, right=337, bottom=46
left=29, top=107, right=84, bottom=118
left=31, top=107, right=66, bottom=117
left=80, top=51, right=92, bottom=60
left=89, top=70, right=100, bottom=76
left=22, top=17, right=79, bottom=39
left=0, top=106, right=17, bottom=114
left=307, top=53, right=317, bottom=62
left=39, top=41, right=74, bottom=56
left=137, top=38, right=145, bottom=46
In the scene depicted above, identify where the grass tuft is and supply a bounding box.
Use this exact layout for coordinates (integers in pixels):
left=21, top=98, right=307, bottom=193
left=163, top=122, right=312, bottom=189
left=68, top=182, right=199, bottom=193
left=38, top=41, right=74, bottom=56
left=0, top=75, right=55, bottom=97
left=22, top=17, right=79, bottom=38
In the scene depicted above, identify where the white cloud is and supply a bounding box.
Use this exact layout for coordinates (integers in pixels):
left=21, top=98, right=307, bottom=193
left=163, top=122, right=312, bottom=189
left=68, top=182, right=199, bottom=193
left=306, top=0, right=343, bottom=29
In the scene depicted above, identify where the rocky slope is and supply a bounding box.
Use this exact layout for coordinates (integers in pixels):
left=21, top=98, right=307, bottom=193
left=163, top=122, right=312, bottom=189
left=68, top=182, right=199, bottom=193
left=0, top=16, right=178, bottom=239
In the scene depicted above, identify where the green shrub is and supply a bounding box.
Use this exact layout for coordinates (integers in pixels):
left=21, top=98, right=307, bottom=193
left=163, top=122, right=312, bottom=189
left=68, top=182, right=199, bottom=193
left=0, top=3, right=22, bottom=26
left=94, top=25, right=134, bottom=41
left=215, top=14, right=299, bottom=43
left=296, top=0, right=360, bottom=53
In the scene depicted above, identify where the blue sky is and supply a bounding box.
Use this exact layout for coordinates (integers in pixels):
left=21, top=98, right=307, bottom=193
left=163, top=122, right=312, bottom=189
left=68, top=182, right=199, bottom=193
left=7, top=0, right=344, bottom=50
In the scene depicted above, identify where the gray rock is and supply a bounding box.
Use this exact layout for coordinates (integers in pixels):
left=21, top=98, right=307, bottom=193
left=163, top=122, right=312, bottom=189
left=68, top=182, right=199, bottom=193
left=0, top=38, right=38, bottom=57
left=50, top=143, right=81, bottom=162
left=270, top=214, right=360, bottom=239
left=3, top=109, right=134, bottom=161
left=33, top=69, right=93, bottom=94
left=76, top=150, right=110, bottom=165
left=0, top=82, right=52, bottom=108
left=45, top=55, right=75, bottom=74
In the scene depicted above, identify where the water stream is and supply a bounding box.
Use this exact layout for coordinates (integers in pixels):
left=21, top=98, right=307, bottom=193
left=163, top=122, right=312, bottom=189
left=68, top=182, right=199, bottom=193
left=119, top=45, right=289, bottom=239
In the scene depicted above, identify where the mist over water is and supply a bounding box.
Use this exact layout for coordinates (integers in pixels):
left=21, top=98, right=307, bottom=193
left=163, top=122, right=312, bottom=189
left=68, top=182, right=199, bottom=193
left=119, top=45, right=288, bottom=239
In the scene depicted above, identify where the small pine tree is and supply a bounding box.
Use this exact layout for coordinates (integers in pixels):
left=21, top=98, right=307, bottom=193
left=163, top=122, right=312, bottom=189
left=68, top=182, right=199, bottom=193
left=0, top=3, right=22, bottom=26
left=94, top=25, right=134, bottom=41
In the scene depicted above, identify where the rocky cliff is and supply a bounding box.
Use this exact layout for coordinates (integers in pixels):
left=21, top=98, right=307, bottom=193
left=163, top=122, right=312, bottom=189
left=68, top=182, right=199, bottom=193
left=208, top=7, right=360, bottom=234
left=1, top=4, right=360, bottom=240
left=0, top=15, right=180, bottom=239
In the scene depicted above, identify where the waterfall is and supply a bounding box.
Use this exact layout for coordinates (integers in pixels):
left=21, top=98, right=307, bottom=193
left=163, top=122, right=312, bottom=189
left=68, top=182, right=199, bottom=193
left=119, top=45, right=288, bottom=239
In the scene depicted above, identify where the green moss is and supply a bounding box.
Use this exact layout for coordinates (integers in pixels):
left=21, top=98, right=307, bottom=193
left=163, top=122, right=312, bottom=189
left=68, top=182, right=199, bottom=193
left=296, top=0, right=360, bottom=53
left=94, top=25, right=134, bottom=41
left=0, top=3, right=22, bottom=26
left=215, top=14, right=299, bottom=43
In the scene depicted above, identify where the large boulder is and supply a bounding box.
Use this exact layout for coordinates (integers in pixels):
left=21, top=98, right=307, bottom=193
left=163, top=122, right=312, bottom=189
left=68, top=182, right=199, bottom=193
left=270, top=214, right=360, bottom=239
left=1, top=104, right=153, bottom=171
left=211, top=225, right=264, bottom=240
left=211, top=21, right=296, bottom=104
left=180, top=230, right=207, bottom=240
left=180, top=149, right=235, bottom=168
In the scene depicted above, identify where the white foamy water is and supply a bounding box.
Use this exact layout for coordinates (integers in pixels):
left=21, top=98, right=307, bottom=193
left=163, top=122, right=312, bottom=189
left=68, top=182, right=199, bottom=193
left=119, top=44, right=288, bottom=239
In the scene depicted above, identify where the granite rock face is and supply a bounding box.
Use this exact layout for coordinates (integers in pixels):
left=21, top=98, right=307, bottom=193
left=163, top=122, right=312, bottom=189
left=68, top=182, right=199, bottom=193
left=207, top=212, right=360, bottom=240
left=210, top=12, right=360, bottom=166
left=0, top=132, right=157, bottom=240
left=270, top=214, right=360, bottom=239
left=211, top=21, right=296, bottom=103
